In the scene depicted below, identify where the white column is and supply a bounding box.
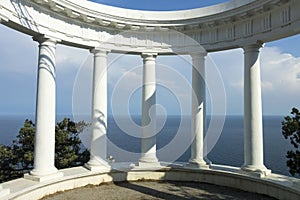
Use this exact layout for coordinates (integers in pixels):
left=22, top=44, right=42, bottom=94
left=139, top=53, right=159, bottom=166
left=189, top=53, right=209, bottom=168
left=85, top=49, right=110, bottom=171
left=28, top=36, right=62, bottom=181
left=242, top=43, right=271, bottom=176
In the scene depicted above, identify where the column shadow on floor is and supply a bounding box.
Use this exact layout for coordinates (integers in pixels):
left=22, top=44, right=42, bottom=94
left=114, top=180, right=273, bottom=200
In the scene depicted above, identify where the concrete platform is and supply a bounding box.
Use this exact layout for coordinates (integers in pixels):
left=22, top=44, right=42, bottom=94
left=41, top=181, right=276, bottom=200
left=0, top=163, right=299, bottom=200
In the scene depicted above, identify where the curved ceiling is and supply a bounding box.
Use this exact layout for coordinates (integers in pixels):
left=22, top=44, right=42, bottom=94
left=89, top=0, right=230, bottom=11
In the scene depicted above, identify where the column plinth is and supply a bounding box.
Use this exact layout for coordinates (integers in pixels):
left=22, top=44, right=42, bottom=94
left=139, top=53, right=160, bottom=167
left=85, top=49, right=110, bottom=172
left=0, top=185, right=9, bottom=198
left=188, top=52, right=210, bottom=169
left=241, top=43, right=271, bottom=177
left=26, top=36, right=63, bottom=181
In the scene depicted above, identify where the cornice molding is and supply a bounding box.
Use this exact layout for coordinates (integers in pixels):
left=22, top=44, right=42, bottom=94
left=0, top=0, right=299, bottom=54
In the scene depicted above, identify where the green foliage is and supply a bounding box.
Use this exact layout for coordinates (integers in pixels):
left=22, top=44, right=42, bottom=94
left=0, top=118, right=90, bottom=183
left=0, top=145, right=20, bottom=182
left=282, top=107, right=300, bottom=176
left=55, top=118, right=90, bottom=169
left=13, top=119, right=35, bottom=172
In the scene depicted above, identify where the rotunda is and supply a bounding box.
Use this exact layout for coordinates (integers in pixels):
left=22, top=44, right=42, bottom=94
left=0, top=0, right=299, bottom=199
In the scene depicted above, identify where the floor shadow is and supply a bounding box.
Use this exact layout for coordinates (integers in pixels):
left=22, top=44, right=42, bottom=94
left=114, top=181, right=276, bottom=200
left=41, top=178, right=277, bottom=200
left=115, top=181, right=191, bottom=200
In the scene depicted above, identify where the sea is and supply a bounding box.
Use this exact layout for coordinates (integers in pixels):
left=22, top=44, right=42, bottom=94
left=0, top=114, right=292, bottom=176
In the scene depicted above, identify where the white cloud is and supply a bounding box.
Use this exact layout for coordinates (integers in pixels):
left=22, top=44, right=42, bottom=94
left=261, top=81, right=273, bottom=91
left=209, top=46, right=300, bottom=115
left=261, top=47, right=300, bottom=93
left=56, top=45, right=89, bottom=70
left=260, top=47, right=300, bottom=114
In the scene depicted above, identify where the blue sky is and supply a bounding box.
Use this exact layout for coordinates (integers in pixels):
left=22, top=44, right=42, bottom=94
left=0, top=0, right=300, bottom=116
left=90, top=0, right=229, bottom=10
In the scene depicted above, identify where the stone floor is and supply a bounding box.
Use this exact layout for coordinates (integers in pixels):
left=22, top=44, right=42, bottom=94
left=41, top=181, right=276, bottom=200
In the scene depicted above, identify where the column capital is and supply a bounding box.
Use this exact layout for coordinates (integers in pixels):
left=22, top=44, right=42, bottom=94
left=33, top=35, right=60, bottom=47
left=242, top=41, right=264, bottom=53
left=90, top=48, right=110, bottom=57
left=141, top=53, right=157, bottom=61
left=190, top=52, right=207, bottom=59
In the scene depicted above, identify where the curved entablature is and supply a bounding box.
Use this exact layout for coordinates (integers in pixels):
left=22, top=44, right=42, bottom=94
left=0, top=0, right=300, bottom=53
left=1, top=2, right=300, bottom=199
left=34, top=0, right=257, bottom=25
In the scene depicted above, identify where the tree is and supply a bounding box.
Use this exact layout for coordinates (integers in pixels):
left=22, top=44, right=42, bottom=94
left=0, top=145, right=19, bottom=182
left=12, top=120, right=35, bottom=173
left=0, top=120, right=35, bottom=182
left=55, top=118, right=90, bottom=169
left=0, top=118, right=90, bottom=183
left=282, top=107, right=300, bottom=177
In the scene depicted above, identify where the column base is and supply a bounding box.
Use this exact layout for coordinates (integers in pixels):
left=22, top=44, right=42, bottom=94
left=139, top=155, right=159, bottom=163
left=0, top=185, right=9, bottom=198
left=187, top=159, right=210, bottom=169
left=85, top=161, right=111, bottom=172
left=137, top=161, right=161, bottom=170
left=24, top=171, right=63, bottom=182
left=29, top=166, right=58, bottom=176
left=240, top=165, right=272, bottom=178
left=84, top=163, right=111, bottom=172
left=138, top=156, right=160, bottom=169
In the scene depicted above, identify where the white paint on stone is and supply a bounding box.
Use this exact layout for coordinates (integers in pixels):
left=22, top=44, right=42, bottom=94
left=139, top=53, right=159, bottom=166
left=85, top=49, right=111, bottom=172
left=27, top=36, right=62, bottom=180
left=189, top=53, right=209, bottom=169
left=242, top=43, right=271, bottom=177
left=2, top=165, right=300, bottom=200
left=0, top=0, right=299, bottom=198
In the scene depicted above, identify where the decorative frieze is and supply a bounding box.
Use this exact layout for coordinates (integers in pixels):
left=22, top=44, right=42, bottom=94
left=281, top=6, right=291, bottom=26
left=262, top=13, right=271, bottom=31
left=130, top=34, right=138, bottom=47
left=210, top=29, right=218, bottom=43
left=244, top=20, right=253, bottom=36
left=0, top=0, right=299, bottom=53
left=148, top=32, right=158, bottom=47
left=49, top=2, right=64, bottom=12
left=98, top=31, right=106, bottom=42
left=192, top=32, right=202, bottom=44
left=114, top=34, right=123, bottom=46
left=65, top=8, right=80, bottom=19
left=226, top=25, right=235, bottom=40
